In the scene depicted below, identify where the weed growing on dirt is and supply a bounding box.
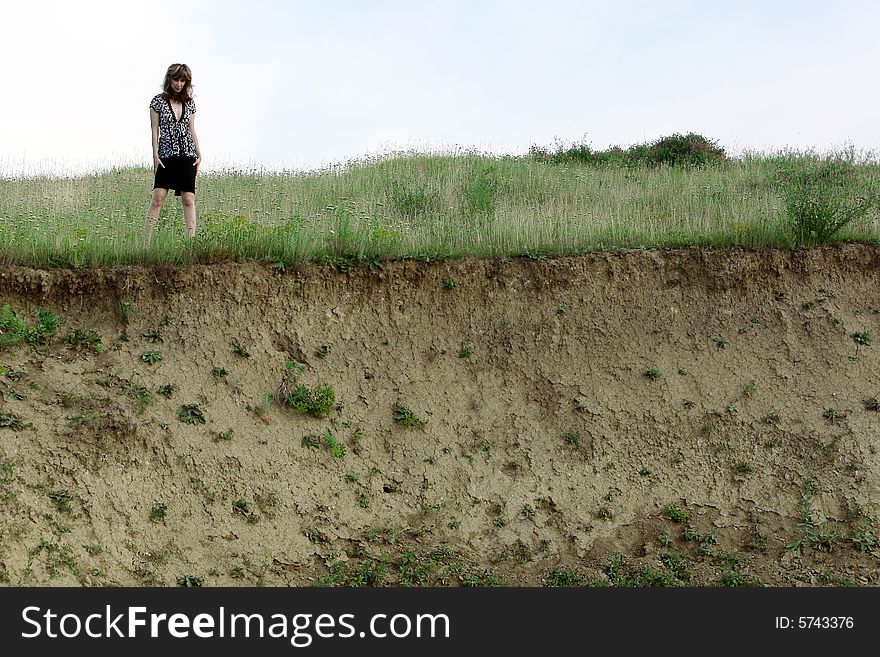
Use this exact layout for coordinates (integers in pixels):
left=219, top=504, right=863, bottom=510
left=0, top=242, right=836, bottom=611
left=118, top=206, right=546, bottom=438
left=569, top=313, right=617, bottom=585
left=823, top=408, right=845, bottom=425
left=562, top=431, right=580, bottom=447
left=546, top=567, right=584, bottom=587
left=30, top=540, right=80, bottom=579
left=64, top=328, right=103, bottom=353
left=232, top=499, right=259, bottom=523
left=285, top=383, right=335, bottom=418
left=393, top=404, right=428, bottom=429
left=232, top=339, right=250, bottom=357
left=121, top=380, right=154, bottom=414
left=323, top=429, right=346, bottom=458
left=301, top=435, right=321, bottom=449
left=786, top=480, right=843, bottom=555
left=141, top=329, right=163, bottom=343
left=644, top=368, right=663, bottom=381
left=48, top=489, right=73, bottom=513
left=252, top=392, right=272, bottom=424
left=177, top=404, right=206, bottom=425
left=120, top=296, right=134, bottom=321
left=849, top=515, right=877, bottom=553
left=211, top=367, right=228, bottom=378
left=459, top=344, right=474, bottom=358
left=149, top=503, right=167, bottom=522
left=666, top=504, right=690, bottom=523
left=851, top=331, right=872, bottom=346
left=156, top=383, right=176, bottom=399
left=0, top=305, right=27, bottom=348
left=718, top=553, right=760, bottom=587
left=177, top=575, right=203, bottom=587
left=141, top=350, right=162, bottom=365
left=734, top=461, right=755, bottom=476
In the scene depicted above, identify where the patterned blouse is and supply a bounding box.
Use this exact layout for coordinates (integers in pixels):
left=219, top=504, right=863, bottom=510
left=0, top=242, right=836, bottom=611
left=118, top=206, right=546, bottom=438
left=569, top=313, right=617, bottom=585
left=149, top=94, right=198, bottom=159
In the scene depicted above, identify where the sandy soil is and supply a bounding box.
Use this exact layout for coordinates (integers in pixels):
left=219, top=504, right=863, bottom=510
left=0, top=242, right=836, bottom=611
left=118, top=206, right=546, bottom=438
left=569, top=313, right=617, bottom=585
left=1, top=245, right=879, bottom=587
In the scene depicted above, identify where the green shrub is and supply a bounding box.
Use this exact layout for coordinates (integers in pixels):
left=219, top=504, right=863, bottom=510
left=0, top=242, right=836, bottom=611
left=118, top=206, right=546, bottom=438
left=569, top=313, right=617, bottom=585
left=639, top=133, right=726, bottom=167
left=0, top=305, right=26, bottom=348
left=27, top=308, right=64, bottom=347
left=286, top=383, right=335, bottom=418
left=530, top=133, right=725, bottom=168
left=778, top=159, right=878, bottom=244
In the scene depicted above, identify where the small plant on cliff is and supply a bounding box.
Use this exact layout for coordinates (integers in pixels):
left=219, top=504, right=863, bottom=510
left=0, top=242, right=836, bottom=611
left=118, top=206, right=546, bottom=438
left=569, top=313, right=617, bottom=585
left=232, top=498, right=259, bottom=523
left=323, top=429, right=346, bottom=458
left=149, top=503, right=167, bottom=523
left=65, top=328, right=104, bottom=354
left=666, top=504, right=690, bottom=523
left=177, top=404, right=206, bottom=425
left=177, top=575, right=203, bottom=587
left=285, top=383, right=336, bottom=418
left=156, top=384, right=176, bottom=399
left=851, top=331, right=872, bottom=346
left=48, top=489, right=73, bottom=513
left=141, top=329, right=163, bottom=343
left=121, top=296, right=134, bottom=321
left=644, top=368, right=663, bottom=381
left=232, top=339, right=250, bottom=357
left=0, top=305, right=27, bottom=348
left=823, top=408, right=845, bottom=425
left=141, top=350, right=163, bottom=365
left=393, top=404, right=428, bottom=429
left=254, top=392, right=272, bottom=425
left=0, top=411, right=25, bottom=431
left=27, top=308, right=64, bottom=348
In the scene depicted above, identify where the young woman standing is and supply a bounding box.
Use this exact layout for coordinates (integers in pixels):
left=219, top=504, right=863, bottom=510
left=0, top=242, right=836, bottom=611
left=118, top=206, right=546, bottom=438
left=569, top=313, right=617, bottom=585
left=145, top=63, right=202, bottom=247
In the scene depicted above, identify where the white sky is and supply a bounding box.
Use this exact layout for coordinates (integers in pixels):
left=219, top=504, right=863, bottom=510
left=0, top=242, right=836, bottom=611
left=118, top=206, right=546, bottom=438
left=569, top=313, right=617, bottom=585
left=2, top=0, right=879, bottom=175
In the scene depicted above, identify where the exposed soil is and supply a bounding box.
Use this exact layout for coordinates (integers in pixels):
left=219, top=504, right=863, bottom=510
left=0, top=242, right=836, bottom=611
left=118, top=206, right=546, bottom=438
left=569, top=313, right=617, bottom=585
left=1, top=245, right=879, bottom=587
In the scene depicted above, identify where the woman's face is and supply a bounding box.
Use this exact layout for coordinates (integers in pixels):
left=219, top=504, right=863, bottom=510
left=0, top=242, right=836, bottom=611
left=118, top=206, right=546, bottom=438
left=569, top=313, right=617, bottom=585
left=171, top=76, right=187, bottom=94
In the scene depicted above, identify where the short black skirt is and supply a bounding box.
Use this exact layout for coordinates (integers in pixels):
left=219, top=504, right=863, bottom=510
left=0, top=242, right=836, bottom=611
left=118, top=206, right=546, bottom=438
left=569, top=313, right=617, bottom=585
left=154, top=155, right=197, bottom=196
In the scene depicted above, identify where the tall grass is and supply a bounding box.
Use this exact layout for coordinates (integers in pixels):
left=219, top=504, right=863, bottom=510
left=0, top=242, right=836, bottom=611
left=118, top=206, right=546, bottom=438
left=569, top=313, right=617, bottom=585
left=1, top=150, right=879, bottom=268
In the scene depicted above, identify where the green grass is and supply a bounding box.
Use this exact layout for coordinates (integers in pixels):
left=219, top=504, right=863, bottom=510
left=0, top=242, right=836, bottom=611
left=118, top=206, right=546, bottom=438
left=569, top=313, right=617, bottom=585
left=2, top=147, right=879, bottom=268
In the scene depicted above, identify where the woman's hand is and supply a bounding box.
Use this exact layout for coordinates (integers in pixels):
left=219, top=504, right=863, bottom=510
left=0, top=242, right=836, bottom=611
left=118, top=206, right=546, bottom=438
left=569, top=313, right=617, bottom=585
left=193, top=155, right=201, bottom=173
left=153, top=155, right=165, bottom=174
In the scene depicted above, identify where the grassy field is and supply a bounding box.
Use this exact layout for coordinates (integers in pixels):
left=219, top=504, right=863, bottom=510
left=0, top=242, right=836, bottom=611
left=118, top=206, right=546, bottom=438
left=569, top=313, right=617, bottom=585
left=2, top=148, right=879, bottom=268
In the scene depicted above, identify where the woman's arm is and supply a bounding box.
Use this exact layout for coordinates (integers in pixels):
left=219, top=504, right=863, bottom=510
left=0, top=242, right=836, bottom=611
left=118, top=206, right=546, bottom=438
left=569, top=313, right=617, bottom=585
left=150, top=108, right=163, bottom=172
left=190, top=115, right=202, bottom=172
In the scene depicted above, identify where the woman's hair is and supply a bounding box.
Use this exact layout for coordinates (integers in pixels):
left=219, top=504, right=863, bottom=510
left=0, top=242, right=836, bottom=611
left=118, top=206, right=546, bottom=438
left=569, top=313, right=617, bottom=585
left=162, top=63, right=194, bottom=102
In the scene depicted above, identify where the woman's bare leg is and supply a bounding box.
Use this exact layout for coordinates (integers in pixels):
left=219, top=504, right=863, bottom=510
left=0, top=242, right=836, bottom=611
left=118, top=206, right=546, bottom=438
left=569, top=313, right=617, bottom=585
left=145, top=188, right=168, bottom=248
left=181, top=192, right=197, bottom=238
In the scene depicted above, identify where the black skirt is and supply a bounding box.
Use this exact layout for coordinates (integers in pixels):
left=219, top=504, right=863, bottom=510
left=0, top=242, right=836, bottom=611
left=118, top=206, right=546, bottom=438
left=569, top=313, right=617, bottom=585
left=154, top=156, right=197, bottom=196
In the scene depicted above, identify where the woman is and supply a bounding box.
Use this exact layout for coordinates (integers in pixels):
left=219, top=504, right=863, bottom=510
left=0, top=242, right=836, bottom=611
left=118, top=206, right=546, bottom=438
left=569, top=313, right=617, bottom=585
left=145, top=63, right=202, bottom=247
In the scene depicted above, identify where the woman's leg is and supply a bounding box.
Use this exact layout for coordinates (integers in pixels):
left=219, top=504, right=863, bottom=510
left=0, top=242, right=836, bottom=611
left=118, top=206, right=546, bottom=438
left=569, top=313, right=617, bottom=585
left=145, top=188, right=168, bottom=248
left=181, top=192, right=197, bottom=238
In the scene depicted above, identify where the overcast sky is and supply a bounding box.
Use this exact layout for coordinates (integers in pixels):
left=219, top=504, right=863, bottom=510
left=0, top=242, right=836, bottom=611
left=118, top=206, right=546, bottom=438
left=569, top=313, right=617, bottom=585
left=2, top=0, right=878, bottom=175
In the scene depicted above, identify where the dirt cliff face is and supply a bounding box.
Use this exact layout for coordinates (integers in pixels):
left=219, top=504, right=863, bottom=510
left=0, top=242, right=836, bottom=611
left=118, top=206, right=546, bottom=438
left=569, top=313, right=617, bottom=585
left=1, top=245, right=879, bottom=587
